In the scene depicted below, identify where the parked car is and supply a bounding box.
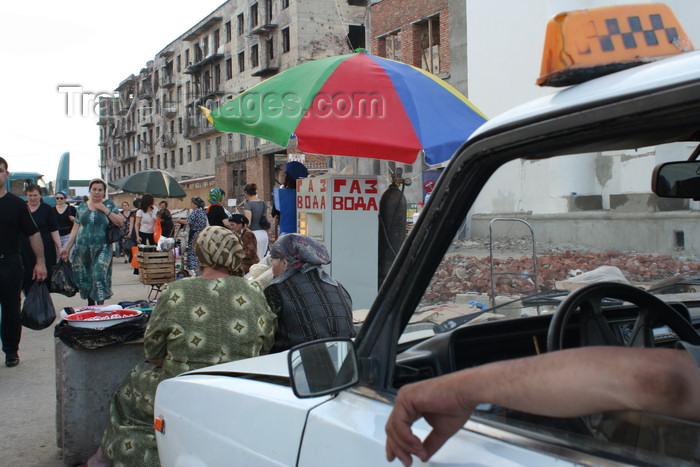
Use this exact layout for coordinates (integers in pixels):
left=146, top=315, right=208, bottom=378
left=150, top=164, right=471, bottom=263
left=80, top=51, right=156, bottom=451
left=154, top=5, right=700, bottom=466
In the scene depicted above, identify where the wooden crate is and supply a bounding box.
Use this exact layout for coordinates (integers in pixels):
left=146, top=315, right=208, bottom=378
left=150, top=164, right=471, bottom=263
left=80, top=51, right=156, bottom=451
left=137, top=250, right=175, bottom=285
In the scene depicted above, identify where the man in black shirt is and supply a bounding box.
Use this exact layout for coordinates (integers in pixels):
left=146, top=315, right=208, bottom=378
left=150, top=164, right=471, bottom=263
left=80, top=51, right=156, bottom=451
left=0, top=156, right=47, bottom=367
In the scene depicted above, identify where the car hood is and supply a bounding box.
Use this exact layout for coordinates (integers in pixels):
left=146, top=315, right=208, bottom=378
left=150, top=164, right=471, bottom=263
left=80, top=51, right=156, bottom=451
left=183, top=350, right=291, bottom=379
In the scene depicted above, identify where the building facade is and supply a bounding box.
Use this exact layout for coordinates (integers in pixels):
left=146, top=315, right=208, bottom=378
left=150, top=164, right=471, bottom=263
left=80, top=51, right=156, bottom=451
left=99, top=0, right=367, bottom=208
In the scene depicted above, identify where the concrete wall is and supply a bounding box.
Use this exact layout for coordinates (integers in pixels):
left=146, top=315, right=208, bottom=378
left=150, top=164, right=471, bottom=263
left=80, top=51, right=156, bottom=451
left=471, top=211, right=700, bottom=255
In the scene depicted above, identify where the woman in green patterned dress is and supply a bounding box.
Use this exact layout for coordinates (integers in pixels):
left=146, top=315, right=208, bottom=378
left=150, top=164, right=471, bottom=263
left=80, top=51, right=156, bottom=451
left=83, top=226, right=277, bottom=467
left=59, top=178, right=123, bottom=305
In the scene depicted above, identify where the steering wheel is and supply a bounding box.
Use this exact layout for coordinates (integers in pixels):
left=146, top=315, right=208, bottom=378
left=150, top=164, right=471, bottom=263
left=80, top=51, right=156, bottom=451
left=547, top=282, right=700, bottom=352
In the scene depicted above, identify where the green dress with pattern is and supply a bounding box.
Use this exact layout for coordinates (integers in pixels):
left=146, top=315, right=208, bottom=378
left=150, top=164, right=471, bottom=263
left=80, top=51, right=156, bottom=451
left=72, top=199, right=120, bottom=301
left=100, top=276, right=277, bottom=467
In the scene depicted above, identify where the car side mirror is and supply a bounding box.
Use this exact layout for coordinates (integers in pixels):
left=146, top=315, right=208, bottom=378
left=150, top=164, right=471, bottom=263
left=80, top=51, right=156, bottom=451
left=287, top=338, right=359, bottom=398
left=652, top=161, right=700, bottom=199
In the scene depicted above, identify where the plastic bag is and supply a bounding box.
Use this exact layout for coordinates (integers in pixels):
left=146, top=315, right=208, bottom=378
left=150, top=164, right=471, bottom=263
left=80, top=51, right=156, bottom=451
left=154, top=217, right=162, bottom=243
left=21, top=282, right=56, bottom=330
left=50, top=258, right=79, bottom=297
left=54, top=313, right=148, bottom=350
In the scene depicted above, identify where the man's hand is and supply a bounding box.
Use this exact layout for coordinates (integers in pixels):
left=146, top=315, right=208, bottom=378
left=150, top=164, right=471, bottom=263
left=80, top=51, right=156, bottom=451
left=32, top=262, right=47, bottom=281
left=385, top=373, right=474, bottom=466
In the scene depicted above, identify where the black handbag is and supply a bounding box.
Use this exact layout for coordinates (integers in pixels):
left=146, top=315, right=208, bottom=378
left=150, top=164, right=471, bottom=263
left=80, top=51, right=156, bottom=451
left=106, top=220, right=125, bottom=243
left=50, top=258, right=79, bottom=297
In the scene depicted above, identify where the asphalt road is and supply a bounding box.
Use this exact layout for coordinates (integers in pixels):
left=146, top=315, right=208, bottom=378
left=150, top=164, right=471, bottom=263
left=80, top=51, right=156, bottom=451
left=0, top=257, right=154, bottom=466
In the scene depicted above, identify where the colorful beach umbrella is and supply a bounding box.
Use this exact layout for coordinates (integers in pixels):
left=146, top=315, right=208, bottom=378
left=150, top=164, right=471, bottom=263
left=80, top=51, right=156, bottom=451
left=204, top=50, right=487, bottom=165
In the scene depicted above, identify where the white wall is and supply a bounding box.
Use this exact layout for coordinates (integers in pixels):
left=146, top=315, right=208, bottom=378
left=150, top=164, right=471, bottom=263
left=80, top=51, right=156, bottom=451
left=464, top=0, right=700, bottom=215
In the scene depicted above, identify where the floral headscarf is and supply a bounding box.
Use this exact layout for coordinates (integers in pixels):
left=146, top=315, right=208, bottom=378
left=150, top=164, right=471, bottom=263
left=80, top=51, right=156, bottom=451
left=194, top=226, right=244, bottom=275
left=270, top=234, right=330, bottom=270
left=208, top=188, right=224, bottom=205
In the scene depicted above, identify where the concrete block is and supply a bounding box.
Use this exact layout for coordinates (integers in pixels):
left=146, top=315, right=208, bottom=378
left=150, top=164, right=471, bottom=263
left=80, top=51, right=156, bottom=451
left=567, top=194, right=602, bottom=211
left=609, top=193, right=688, bottom=212
left=55, top=338, right=145, bottom=465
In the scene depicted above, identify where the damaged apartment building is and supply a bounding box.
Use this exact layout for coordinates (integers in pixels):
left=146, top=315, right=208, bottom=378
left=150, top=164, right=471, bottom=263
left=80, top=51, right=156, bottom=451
left=98, top=0, right=367, bottom=207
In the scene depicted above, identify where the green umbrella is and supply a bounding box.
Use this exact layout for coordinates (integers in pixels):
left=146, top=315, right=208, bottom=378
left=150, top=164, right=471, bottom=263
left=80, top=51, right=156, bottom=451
left=111, top=169, right=186, bottom=199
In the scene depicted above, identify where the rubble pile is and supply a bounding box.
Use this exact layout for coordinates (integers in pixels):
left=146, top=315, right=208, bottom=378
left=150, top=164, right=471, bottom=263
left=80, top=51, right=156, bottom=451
left=423, top=250, right=700, bottom=305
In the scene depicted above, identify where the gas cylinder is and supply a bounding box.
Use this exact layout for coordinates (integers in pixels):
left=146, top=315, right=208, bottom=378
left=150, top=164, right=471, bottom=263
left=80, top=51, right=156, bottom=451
left=378, top=183, right=406, bottom=287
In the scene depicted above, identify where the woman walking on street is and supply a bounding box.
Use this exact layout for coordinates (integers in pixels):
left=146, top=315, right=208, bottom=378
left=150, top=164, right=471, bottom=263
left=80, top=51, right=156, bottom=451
left=20, top=184, right=61, bottom=294
left=135, top=193, right=157, bottom=246
left=54, top=190, right=76, bottom=248
left=174, top=196, right=208, bottom=270
left=59, top=178, right=123, bottom=306
left=243, top=183, right=269, bottom=259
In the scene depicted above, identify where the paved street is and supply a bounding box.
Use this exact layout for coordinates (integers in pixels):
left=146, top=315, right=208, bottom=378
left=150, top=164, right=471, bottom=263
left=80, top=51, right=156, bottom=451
left=0, top=258, right=154, bottom=466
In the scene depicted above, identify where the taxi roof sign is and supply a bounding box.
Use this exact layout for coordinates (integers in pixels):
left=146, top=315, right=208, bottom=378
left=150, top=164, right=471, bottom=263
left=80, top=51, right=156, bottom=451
left=538, top=3, right=694, bottom=87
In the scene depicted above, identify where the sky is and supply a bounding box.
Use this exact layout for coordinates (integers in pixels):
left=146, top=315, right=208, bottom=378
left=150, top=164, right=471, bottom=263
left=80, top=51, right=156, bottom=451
left=0, top=0, right=226, bottom=181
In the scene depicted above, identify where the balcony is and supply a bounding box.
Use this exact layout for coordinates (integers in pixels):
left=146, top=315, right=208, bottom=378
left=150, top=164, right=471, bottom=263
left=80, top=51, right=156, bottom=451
left=124, top=123, right=137, bottom=136
left=161, top=133, right=177, bottom=148
left=164, top=106, right=178, bottom=118
left=161, top=73, right=176, bottom=88
left=250, top=23, right=277, bottom=35
left=184, top=46, right=225, bottom=74
left=184, top=120, right=218, bottom=140
left=139, top=143, right=155, bottom=155
left=141, top=116, right=154, bottom=127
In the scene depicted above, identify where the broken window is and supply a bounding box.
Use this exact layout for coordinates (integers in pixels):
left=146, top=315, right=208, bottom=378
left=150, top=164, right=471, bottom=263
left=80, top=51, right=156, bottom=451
left=238, top=51, right=245, bottom=72
left=282, top=27, right=290, bottom=53
left=187, top=146, right=192, bottom=162
left=347, top=25, right=365, bottom=51
left=251, top=3, right=258, bottom=28
left=179, top=148, right=184, bottom=165
left=214, top=29, right=220, bottom=52
left=267, top=37, right=274, bottom=60
left=238, top=13, right=244, bottom=35
left=418, top=16, right=441, bottom=74
left=383, top=33, right=401, bottom=60
left=265, top=0, right=272, bottom=24
left=226, top=58, right=233, bottom=80
left=282, top=0, right=289, bottom=9
left=225, top=21, right=231, bottom=42
left=251, top=44, right=259, bottom=68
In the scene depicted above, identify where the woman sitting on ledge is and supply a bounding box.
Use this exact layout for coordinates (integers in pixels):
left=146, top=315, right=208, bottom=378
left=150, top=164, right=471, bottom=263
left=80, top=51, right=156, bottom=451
left=83, top=226, right=277, bottom=467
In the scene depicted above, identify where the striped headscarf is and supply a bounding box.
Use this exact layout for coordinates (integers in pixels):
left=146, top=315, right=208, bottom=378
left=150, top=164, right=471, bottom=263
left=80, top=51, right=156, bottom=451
left=194, top=226, right=244, bottom=275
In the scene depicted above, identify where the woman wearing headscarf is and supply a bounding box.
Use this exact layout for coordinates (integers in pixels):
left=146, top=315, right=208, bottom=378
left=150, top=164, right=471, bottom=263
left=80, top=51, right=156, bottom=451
left=60, top=179, right=123, bottom=306
left=229, top=213, right=259, bottom=274
left=264, top=233, right=354, bottom=353
left=206, top=188, right=231, bottom=228
left=85, top=226, right=277, bottom=467
left=174, top=196, right=208, bottom=270
left=243, top=183, right=269, bottom=259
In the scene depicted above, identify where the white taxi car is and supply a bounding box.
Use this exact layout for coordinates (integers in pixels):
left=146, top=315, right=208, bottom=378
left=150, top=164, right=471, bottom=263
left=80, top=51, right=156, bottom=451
left=154, top=5, right=700, bottom=466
